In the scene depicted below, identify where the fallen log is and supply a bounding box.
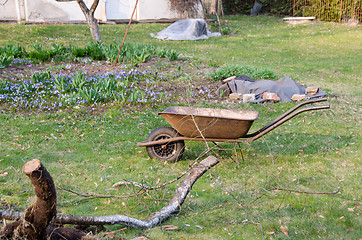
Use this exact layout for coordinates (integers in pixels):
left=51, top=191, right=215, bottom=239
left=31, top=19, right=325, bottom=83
left=1, top=156, right=219, bottom=230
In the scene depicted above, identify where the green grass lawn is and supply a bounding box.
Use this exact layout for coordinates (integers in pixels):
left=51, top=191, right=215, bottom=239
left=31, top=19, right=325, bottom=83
left=0, top=15, right=361, bottom=239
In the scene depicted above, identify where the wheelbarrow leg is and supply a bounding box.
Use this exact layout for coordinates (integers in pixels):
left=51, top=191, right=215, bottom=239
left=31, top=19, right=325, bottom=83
left=211, top=141, right=238, bottom=166
left=239, top=143, right=246, bottom=162
left=232, top=143, right=241, bottom=168
left=234, top=142, right=245, bottom=167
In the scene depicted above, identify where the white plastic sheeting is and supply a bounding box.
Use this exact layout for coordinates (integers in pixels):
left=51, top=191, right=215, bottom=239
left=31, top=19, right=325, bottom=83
left=151, top=19, right=221, bottom=40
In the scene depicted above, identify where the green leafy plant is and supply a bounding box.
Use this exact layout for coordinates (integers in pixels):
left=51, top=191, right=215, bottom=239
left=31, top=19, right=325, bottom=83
left=207, top=60, right=220, bottom=68
left=98, top=78, right=116, bottom=95
left=166, top=50, right=180, bottom=61
left=0, top=44, right=25, bottom=58
left=156, top=48, right=167, bottom=58
left=209, top=65, right=277, bottom=81
left=102, top=43, right=119, bottom=62
left=54, top=75, right=69, bottom=92
left=0, top=41, right=180, bottom=66
left=0, top=81, right=11, bottom=94
left=50, top=43, right=72, bottom=62
left=19, top=81, right=37, bottom=93
left=78, top=88, right=101, bottom=103
left=51, top=43, right=70, bottom=54
left=71, top=44, right=87, bottom=58
left=128, top=91, right=138, bottom=102
left=221, top=27, right=231, bottom=35
left=85, top=41, right=105, bottom=60
left=0, top=54, right=13, bottom=68
left=135, top=50, right=151, bottom=63
left=30, top=71, right=51, bottom=83
left=28, top=51, right=50, bottom=62
left=71, top=71, right=87, bottom=90
left=32, top=41, right=43, bottom=52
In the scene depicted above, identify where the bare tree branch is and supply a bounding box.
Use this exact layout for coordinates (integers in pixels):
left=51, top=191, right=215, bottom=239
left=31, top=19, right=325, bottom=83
left=1, top=156, right=219, bottom=230
left=54, top=156, right=219, bottom=228
left=76, top=0, right=90, bottom=15
left=270, top=186, right=340, bottom=195
left=89, top=0, right=99, bottom=14
left=0, top=210, right=22, bottom=221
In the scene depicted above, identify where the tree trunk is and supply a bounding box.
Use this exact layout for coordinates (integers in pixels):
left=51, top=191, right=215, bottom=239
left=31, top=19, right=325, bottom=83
left=76, top=0, right=102, bottom=42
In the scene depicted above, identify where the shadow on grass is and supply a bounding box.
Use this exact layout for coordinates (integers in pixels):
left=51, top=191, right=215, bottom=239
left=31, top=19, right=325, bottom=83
left=179, top=132, right=353, bottom=162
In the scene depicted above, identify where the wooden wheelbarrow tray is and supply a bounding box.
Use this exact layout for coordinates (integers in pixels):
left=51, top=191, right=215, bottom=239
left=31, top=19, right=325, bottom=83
left=137, top=98, right=329, bottom=161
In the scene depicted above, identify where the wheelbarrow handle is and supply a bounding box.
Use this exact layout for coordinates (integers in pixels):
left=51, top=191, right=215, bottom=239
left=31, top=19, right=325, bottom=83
left=273, top=97, right=328, bottom=123
left=244, top=97, right=329, bottom=141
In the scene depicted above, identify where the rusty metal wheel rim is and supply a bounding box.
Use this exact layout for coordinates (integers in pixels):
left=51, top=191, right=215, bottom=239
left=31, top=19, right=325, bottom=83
left=152, top=134, right=177, bottom=159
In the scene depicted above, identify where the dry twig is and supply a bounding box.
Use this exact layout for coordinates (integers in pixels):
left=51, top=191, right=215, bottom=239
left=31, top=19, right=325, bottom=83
left=1, top=156, right=219, bottom=230
left=270, top=186, right=340, bottom=195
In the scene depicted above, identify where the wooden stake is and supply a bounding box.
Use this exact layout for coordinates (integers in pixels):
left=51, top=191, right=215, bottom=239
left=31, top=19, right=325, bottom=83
left=219, top=0, right=226, bottom=27
left=114, top=0, right=139, bottom=66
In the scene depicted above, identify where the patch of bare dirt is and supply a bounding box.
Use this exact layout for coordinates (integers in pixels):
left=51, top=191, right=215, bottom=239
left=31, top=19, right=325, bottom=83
left=0, top=57, right=225, bottom=114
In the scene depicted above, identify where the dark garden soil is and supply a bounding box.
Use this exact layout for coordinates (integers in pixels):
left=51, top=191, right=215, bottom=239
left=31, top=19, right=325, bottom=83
left=0, top=57, right=226, bottom=114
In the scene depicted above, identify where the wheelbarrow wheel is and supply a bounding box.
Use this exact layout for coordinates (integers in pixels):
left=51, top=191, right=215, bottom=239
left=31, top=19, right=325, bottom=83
left=146, top=126, right=185, bottom=162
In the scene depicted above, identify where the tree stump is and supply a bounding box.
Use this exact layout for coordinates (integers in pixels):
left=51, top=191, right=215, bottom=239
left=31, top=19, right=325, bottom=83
left=0, top=159, right=86, bottom=240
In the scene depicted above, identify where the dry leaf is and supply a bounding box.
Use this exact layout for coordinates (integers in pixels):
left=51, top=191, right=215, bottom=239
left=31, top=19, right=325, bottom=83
left=131, top=236, right=149, bottom=240
left=280, top=225, right=289, bottom=237
left=162, top=225, right=180, bottom=231
left=266, top=231, right=275, bottom=235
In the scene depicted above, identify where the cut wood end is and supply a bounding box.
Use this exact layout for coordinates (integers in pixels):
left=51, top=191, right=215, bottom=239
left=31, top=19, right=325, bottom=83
left=223, top=76, right=236, bottom=83
left=23, top=159, right=42, bottom=174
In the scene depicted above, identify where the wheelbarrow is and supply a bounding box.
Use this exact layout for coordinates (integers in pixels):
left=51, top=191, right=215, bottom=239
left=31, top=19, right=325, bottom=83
left=137, top=98, right=329, bottom=161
